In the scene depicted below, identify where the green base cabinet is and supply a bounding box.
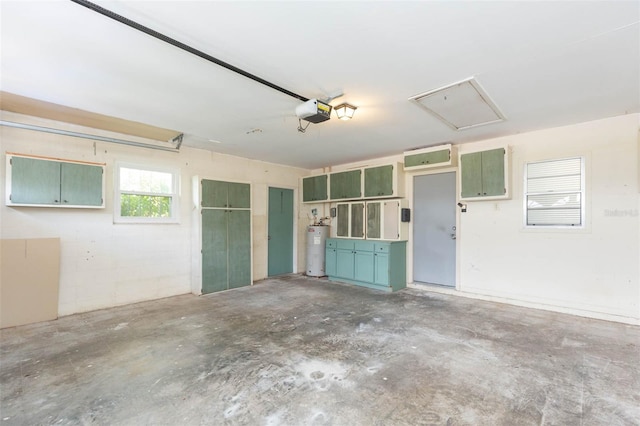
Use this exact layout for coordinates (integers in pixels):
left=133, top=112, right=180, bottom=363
left=325, top=238, right=406, bottom=292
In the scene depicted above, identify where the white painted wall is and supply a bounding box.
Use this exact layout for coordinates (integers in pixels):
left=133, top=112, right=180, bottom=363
left=0, top=112, right=309, bottom=316
left=2, top=111, right=637, bottom=323
left=456, top=114, right=639, bottom=323
left=324, top=114, right=640, bottom=323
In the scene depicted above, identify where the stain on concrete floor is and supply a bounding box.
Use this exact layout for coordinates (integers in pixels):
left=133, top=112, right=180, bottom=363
left=1, top=275, right=639, bottom=425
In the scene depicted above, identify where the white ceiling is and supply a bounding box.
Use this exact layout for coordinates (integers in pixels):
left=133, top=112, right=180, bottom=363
left=2, top=1, right=639, bottom=170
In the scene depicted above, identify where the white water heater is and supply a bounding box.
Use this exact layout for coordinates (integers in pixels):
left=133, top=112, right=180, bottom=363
left=306, top=225, right=329, bottom=277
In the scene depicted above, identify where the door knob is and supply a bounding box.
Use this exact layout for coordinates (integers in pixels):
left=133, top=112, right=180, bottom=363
left=268, top=235, right=272, bottom=240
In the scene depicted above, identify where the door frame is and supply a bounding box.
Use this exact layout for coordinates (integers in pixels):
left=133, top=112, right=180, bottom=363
left=266, top=185, right=299, bottom=277
left=405, top=167, right=460, bottom=290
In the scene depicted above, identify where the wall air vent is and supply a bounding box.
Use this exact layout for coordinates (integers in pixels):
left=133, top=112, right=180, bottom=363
left=409, top=77, right=505, bottom=130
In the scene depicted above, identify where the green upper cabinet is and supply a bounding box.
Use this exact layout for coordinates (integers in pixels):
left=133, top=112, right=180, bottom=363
left=460, top=148, right=509, bottom=200
left=302, top=174, right=328, bottom=203
left=403, top=144, right=455, bottom=171
left=364, top=165, right=393, bottom=197
left=8, top=155, right=104, bottom=208
left=363, top=162, right=404, bottom=199
left=60, top=162, right=103, bottom=206
left=227, top=182, right=251, bottom=208
left=202, top=180, right=250, bottom=208
left=10, top=156, right=61, bottom=205
left=330, top=170, right=362, bottom=200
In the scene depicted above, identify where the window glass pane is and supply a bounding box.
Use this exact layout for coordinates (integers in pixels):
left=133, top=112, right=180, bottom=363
left=120, top=194, right=172, bottom=217
left=120, top=167, right=172, bottom=194
left=527, top=209, right=581, bottom=226
left=527, top=193, right=581, bottom=210
left=527, top=174, right=581, bottom=193
left=526, top=158, right=581, bottom=179
left=525, top=157, right=583, bottom=227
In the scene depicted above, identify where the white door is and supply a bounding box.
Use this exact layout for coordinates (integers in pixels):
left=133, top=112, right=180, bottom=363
left=413, top=172, right=456, bottom=286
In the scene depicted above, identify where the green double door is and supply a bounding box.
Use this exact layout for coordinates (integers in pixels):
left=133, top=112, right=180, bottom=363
left=201, top=180, right=251, bottom=294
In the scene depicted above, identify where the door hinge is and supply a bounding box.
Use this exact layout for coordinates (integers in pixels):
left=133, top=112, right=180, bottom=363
left=9, top=158, right=12, bottom=165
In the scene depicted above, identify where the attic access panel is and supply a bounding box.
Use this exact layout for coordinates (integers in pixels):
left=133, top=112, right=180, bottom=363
left=409, top=78, right=505, bottom=130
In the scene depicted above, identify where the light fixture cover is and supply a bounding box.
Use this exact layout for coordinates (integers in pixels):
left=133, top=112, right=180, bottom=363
left=334, top=103, right=357, bottom=120
left=409, top=78, right=505, bottom=130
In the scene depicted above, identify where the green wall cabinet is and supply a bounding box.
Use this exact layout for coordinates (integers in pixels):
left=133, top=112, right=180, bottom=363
left=302, top=174, right=328, bottom=203
left=363, top=162, right=404, bottom=199
left=364, top=165, right=393, bottom=197
left=7, top=155, right=104, bottom=208
left=326, top=238, right=406, bottom=292
left=403, top=144, right=455, bottom=171
left=202, top=179, right=250, bottom=208
left=330, top=169, right=362, bottom=200
left=201, top=179, right=251, bottom=294
left=460, top=148, right=509, bottom=200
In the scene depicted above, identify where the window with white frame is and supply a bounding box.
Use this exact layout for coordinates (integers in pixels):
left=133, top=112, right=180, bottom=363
left=525, top=157, right=584, bottom=227
left=115, top=164, right=179, bottom=223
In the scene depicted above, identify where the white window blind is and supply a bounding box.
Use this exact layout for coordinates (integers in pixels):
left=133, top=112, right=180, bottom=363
left=525, top=157, right=584, bottom=227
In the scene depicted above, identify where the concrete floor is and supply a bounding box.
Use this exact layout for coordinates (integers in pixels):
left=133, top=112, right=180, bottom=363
left=1, top=275, right=639, bottom=425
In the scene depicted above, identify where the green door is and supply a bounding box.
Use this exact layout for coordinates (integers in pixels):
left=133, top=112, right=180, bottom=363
left=61, top=163, right=103, bottom=206
left=364, top=165, right=393, bottom=197
left=354, top=250, right=374, bottom=282
left=460, top=152, right=483, bottom=198
left=202, top=209, right=228, bottom=294
left=325, top=247, right=337, bottom=276
left=336, top=204, right=350, bottom=237
left=228, top=210, right=252, bottom=289
left=202, top=180, right=229, bottom=208
left=374, top=253, right=390, bottom=286
left=336, top=250, right=355, bottom=279
left=350, top=202, right=365, bottom=238
left=366, top=202, right=381, bottom=239
left=228, top=182, right=251, bottom=208
left=268, top=187, right=294, bottom=276
left=10, top=156, right=61, bottom=204
left=481, top=149, right=505, bottom=197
